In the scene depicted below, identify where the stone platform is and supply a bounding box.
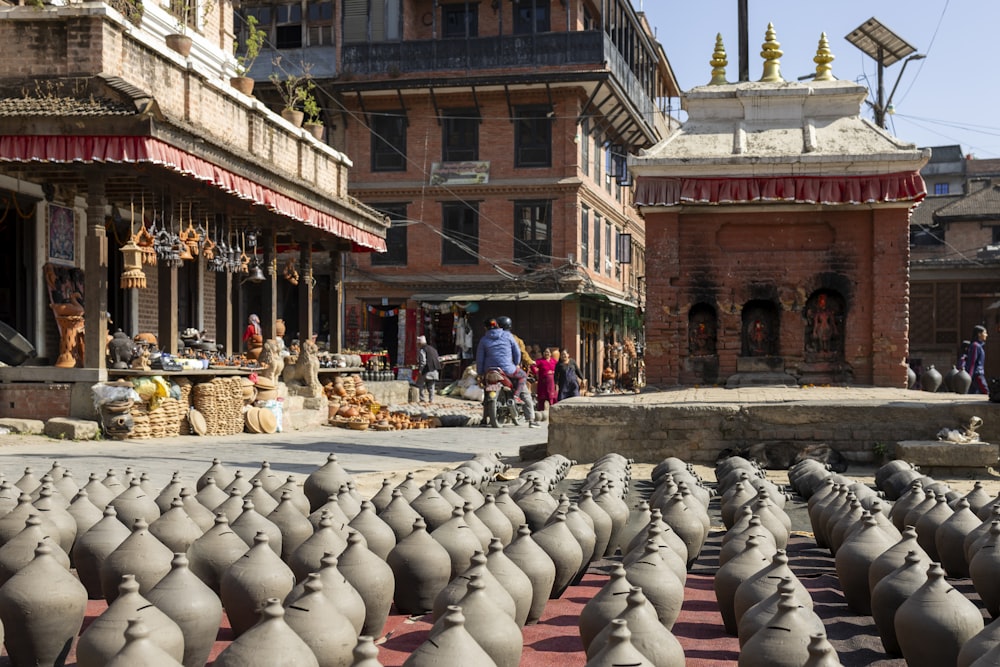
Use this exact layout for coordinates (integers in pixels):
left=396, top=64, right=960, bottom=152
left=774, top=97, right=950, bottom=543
left=894, top=439, right=999, bottom=476
left=547, top=386, right=1000, bottom=465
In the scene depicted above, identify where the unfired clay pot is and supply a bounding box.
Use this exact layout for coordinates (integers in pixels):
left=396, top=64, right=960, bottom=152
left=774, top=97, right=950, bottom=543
left=440, top=575, right=522, bottom=667
left=99, top=517, right=173, bottom=602
left=402, top=605, right=497, bottom=667
left=584, top=619, right=654, bottom=667
left=213, top=598, right=319, bottom=667
left=485, top=536, right=533, bottom=627
left=337, top=530, right=396, bottom=637
left=104, top=618, right=183, bottom=667
left=283, top=574, right=356, bottom=667
left=386, top=517, right=452, bottom=615
left=145, top=553, right=223, bottom=667
left=503, top=523, right=556, bottom=624
left=221, top=532, right=296, bottom=637
left=586, top=587, right=685, bottom=666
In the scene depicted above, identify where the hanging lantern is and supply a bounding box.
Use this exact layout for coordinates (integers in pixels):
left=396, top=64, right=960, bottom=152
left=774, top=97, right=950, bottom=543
left=119, top=240, right=147, bottom=289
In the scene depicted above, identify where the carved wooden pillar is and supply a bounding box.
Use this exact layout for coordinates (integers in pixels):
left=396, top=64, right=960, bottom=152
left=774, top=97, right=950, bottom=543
left=83, top=175, right=109, bottom=370
left=298, top=242, right=314, bottom=344
left=215, top=270, right=234, bottom=358
left=157, top=258, right=179, bottom=355
left=328, top=249, right=342, bottom=352
left=263, top=229, right=277, bottom=341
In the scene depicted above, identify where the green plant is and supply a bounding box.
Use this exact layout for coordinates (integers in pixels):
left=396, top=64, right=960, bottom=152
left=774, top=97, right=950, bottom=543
left=873, top=441, right=891, bottom=460
left=301, top=89, right=322, bottom=125
left=268, top=56, right=314, bottom=111
left=233, top=15, right=266, bottom=77
left=170, top=0, right=214, bottom=35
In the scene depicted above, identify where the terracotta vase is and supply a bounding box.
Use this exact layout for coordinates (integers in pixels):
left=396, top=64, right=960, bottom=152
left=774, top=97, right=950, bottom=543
left=221, top=532, right=296, bottom=637
left=0, top=543, right=87, bottom=667
left=145, top=553, right=223, bottom=667
left=76, top=574, right=185, bottom=667
left=149, top=498, right=204, bottom=554
left=104, top=618, right=184, bottom=667
left=485, top=536, right=533, bottom=627
left=288, top=515, right=348, bottom=580
left=503, top=524, right=555, bottom=624
left=165, top=33, right=193, bottom=57
left=186, top=513, right=250, bottom=593
left=283, top=574, right=357, bottom=667
left=290, top=552, right=361, bottom=625
left=584, top=619, right=655, bottom=667
left=302, top=453, right=351, bottom=511
left=378, top=489, right=421, bottom=542
left=213, top=598, right=319, bottom=667
left=268, top=490, right=316, bottom=560
left=443, top=575, right=522, bottom=667
left=579, top=564, right=632, bottom=651
left=586, top=586, right=686, bottom=665
left=738, top=577, right=824, bottom=649
left=733, top=549, right=812, bottom=627
left=714, top=534, right=772, bottom=635
left=834, top=513, right=896, bottom=615
left=100, top=517, right=174, bottom=602
left=386, top=517, right=452, bottom=615
left=623, top=539, right=685, bottom=630
left=337, top=530, right=395, bottom=637
left=895, top=563, right=984, bottom=667
left=402, top=606, right=497, bottom=667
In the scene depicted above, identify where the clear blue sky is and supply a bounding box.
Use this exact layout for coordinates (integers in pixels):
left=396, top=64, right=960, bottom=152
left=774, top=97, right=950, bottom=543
left=640, top=1, right=1000, bottom=159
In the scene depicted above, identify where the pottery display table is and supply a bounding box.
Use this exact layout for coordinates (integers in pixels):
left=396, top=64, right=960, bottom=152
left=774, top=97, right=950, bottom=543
left=894, top=439, right=999, bottom=475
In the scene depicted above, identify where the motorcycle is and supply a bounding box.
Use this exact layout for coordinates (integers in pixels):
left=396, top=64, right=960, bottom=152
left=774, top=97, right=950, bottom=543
left=481, top=367, right=520, bottom=428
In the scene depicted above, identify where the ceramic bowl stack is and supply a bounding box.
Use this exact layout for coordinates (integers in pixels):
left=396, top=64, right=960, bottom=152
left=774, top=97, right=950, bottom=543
left=127, top=411, right=152, bottom=439
left=175, top=377, right=194, bottom=435
left=254, top=377, right=277, bottom=403
left=240, top=378, right=257, bottom=405
left=193, top=378, right=244, bottom=436
left=244, top=406, right=278, bottom=434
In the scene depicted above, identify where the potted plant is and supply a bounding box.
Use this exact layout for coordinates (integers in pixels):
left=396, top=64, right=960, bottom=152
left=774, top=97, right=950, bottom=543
left=165, top=0, right=214, bottom=57
left=268, top=56, right=314, bottom=128
left=231, top=15, right=266, bottom=96
left=301, top=90, right=324, bottom=140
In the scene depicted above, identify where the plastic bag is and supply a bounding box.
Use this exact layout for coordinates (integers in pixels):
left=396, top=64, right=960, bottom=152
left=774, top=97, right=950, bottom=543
left=91, top=382, right=139, bottom=409
left=132, top=376, right=169, bottom=410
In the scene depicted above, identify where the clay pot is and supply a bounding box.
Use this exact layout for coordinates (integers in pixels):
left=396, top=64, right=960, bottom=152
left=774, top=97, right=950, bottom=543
left=32, top=484, right=77, bottom=554
left=584, top=619, right=654, bottom=667
left=309, top=495, right=351, bottom=529
left=577, top=490, right=614, bottom=558
left=104, top=618, right=183, bottom=667
left=889, top=482, right=926, bottom=531
left=195, top=477, right=228, bottom=511
left=245, top=480, right=279, bottom=515
left=100, top=517, right=174, bottom=602
left=803, top=632, right=843, bottom=667
left=914, top=493, right=954, bottom=561
left=714, top=534, right=771, bottom=635
left=369, top=479, right=395, bottom=513
left=921, top=364, right=943, bottom=392
left=563, top=504, right=598, bottom=579
left=733, top=550, right=812, bottom=627
left=347, top=500, right=396, bottom=560
left=624, top=539, right=685, bottom=630
left=895, top=563, right=984, bottom=666
left=594, top=486, right=629, bottom=557
left=937, top=497, right=981, bottom=577
left=954, top=367, right=973, bottom=394
left=957, top=615, right=1000, bottom=667
left=461, top=502, right=495, bottom=551
left=268, top=490, right=316, bottom=560
left=214, top=489, right=249, bottom=524
left=970, top=521, right=1000, bottom=617
left=719, top=515, right=777, bottom=567
left=404, top=605, right=498, bottom=667
left=586, top=587, right=686, bottom=665
left=492, top=485, right=527, bottom=530
left=337, top=530, right=395, bottom=637
left=579, top=564, right=633, bottom=651
left=387, top=517, right=452, bottom=615
left=109, top=478, right=161, bottom=528
left=531, top=511, right=584, bottom=598
left=0, top=543, right=87, bottom=667
left=154, top=472, right=186, bottom=514
left=335, top=484, right=362, bottom=521
left=149, top=498, right=204, bottom=554
left=868, top=526, right=930, bottom=594
left=76, top=574, right=185, bottom=667
left=179, top=487, right=216, bottom=532
left=834, top=512, right=896, bottom=615
left=351, top=636, right=383, bottom=667
left=475, top=495, right=515, bottom=546
left=871, top=551, right=939, bottom=656
left=250, top=461, right=284, bottom=495
left=444, top=575, right=522, bottom=667
left=393, top=472, right=421, bottom=502
left=621, top=522, right=688, bottom=585
left=67, top=488, right=104, bottom=539
left=432, top=550, right=516, bottom=624
left=656, top=491, right=707, bottom=566
left=231, top=499, right=283, bottom=555
left=739, top=593, right=826, bottom=667
left=221, top=532, right=296, bottom=637
left=514, top=481, right=559, bottom=533
left=0, top=514, right=70, bottom=586
left=288, top=515, right=348, bottom=580
left=485, top=536, right=533, bottom=627
left=431, top=506, right=484, bottom=579
left=213, top=598, right=320, bottom=667
left=738, top=578, right=824, bottom=649
left=72, top=505, right=131, bottom=598
left=378, top=489, right=421, bottom=542
left=503, top=524, right=556, bottom=624
left=145, top=553, right=223, bottom=667
left=283, top=574, right=357, bottom=667
left=270, top=475, right=311, bottom=516
left=186, top=513, right=250, bottom=593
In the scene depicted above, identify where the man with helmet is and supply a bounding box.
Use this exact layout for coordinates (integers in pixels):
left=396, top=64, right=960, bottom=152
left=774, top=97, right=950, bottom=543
left=476, top=316, right=537, bottom=426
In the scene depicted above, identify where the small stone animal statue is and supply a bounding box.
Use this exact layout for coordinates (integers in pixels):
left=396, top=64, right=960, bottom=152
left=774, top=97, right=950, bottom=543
left=130, top=345, right=151, bottom=371
left=282, top=338, right=323, bottom=398
left=257, top=339, right=284, bottom=383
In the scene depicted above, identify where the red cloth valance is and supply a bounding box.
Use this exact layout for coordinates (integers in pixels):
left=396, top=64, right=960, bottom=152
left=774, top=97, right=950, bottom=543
left=634, top=172, right=926, bottom=207
left=0, top=135, right=387, bottom=252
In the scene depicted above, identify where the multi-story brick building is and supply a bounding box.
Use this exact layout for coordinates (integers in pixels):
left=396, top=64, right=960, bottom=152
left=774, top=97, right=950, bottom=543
left=240, top=0, right=680, bottom=387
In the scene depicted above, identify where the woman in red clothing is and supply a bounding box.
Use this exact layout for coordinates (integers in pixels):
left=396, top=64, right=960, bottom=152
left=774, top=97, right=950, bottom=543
left=531, top=347, right=559, bottom=414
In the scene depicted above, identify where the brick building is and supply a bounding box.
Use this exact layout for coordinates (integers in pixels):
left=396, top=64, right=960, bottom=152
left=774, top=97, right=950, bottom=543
left=0, top=0, right=386, bottom=418
left=631, top=31, right=928, bottom=388
left=237, top=0, right=680, bottom=386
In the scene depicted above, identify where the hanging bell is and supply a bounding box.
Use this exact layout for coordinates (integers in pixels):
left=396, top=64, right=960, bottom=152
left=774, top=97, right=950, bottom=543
left=246, top=263, right=266, bottom=283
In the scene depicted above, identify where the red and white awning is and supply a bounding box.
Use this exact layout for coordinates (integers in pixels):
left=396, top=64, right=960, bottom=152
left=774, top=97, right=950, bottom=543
left=634, top=172, right=926, bottom=208
left=0, top=135, right=386, bottom=252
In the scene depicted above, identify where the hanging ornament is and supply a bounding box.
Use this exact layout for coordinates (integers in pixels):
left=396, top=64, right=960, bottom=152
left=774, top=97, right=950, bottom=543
left=119, top=240, right=147, bottom=289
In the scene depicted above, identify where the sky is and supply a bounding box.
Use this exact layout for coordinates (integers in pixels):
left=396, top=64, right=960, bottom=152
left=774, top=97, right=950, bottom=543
left=639, top=1, right=1000, bottom=159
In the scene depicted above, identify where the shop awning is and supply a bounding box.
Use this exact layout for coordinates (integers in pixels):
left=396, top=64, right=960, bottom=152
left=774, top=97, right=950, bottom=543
left=412, top=292, right=575, bottom=302
left=0, top=135, right=387, bottom=252
left=588, top=293, right=638, bottom=308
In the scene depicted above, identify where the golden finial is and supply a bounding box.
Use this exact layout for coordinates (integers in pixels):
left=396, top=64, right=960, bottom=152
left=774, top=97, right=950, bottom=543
left=813, top=32, right=835, bottom=81
left=709, top=33, right=729, bottom=85
left=759, top=22, right=784, bottom=83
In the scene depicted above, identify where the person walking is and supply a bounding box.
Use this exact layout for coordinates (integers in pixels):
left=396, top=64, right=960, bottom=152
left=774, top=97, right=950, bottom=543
left=555, top=348, right=581, bottom=401
left=965, top=325, right=989, bottom=394
left=531, top=347, right=558, bottom=416
left=416, top=335, right=442, bottom=403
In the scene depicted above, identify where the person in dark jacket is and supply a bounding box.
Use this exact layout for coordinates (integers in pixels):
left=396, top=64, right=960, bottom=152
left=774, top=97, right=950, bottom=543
left=555, top=348, right=582, bottom=401
left=416, top=335, right=442, bottom=403
left=965, top=325, right=989, bottom=394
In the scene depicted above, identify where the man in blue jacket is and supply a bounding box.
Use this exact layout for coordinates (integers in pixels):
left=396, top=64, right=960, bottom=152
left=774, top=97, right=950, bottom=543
left=476, top=316, right=537, bottom=426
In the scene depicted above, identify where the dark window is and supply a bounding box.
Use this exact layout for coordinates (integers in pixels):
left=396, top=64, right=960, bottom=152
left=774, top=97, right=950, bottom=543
left=934, top=182, right=950, bottom=195
left=604, top=220, right=612, bottom=274
left=306, top=1, right=334, bottom=46
left=994, top=227, right=1000, bottom=245
left=910, top=224, right=944, bottom=246
left=371, top=204, right=408, bottom=266
left=513, top=0, right=550, bottom=34
left=514, top=106, right=552, bottom=168
left=275, top=4, right=303, bottom=49
left=371, top=111, right=407, bottom=172
left=514, top=201, right=552, bottom=265
left=442, top=202, right=479, bottom=264
left=580, top=119, right=590, bottom=177
left=593, top=212, right=601, bottom=271
left=443, top=3, right=478, bottom=37
left=442, top=110, right=479, bottom=162
left=581, top=205, right=589, bottom=267
left=343, top=0, right=401, bottom=42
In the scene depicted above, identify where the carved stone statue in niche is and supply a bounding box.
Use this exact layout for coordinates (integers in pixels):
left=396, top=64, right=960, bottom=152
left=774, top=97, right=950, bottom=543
left=44, top=263, right=86, bottom=368
left=688, top=308, right=717, bottom=356
left=741, top=302, right=779, bottom=357
left=804, top=291, right=845, bottom=360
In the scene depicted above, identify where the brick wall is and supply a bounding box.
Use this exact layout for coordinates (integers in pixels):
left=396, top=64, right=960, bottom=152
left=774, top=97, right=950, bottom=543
left=0, top=384, right=71, bottom=420
left=643, top=206, right=911, bottom=387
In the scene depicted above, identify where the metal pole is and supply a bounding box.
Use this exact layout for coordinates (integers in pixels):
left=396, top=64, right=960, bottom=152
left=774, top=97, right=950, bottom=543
left=875, top=46, right=886, bottom=128
left=738, top=0, right=749, bottom=82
